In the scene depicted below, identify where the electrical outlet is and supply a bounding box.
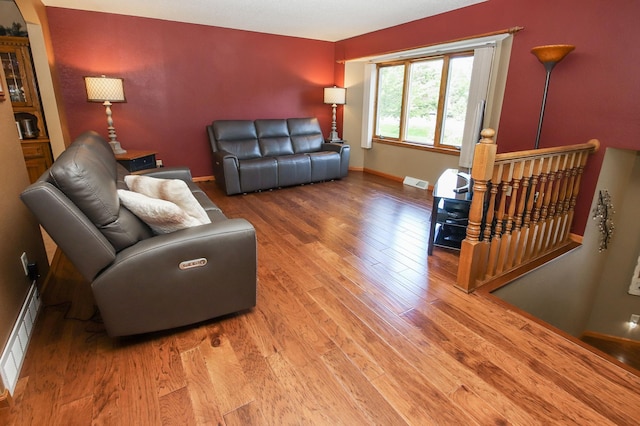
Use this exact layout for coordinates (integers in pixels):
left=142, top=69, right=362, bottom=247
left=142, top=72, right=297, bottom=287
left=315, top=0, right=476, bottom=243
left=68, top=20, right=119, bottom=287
left=156, top=159, right=164, bottom=168
left=20, top=252, right=29, bottom=276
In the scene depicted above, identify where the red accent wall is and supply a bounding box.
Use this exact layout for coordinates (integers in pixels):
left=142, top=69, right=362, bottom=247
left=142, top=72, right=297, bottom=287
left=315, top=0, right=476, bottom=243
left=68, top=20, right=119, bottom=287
left=337, top=0, right=640, bottom=234
left=46, top=8, right=338, bottom=177
left=47, top=1, right=640, bottom=234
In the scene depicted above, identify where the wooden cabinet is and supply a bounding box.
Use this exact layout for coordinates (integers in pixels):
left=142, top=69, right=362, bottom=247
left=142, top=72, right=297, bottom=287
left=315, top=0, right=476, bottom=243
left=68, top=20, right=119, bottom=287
left=21, top=140, right=53, bottom=183
left=1, top=36, right=52, bottom=183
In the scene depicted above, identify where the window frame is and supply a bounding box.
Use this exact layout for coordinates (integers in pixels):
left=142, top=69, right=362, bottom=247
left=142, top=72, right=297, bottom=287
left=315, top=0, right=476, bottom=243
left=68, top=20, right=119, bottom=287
left=373, top=50, right=475, bottom=154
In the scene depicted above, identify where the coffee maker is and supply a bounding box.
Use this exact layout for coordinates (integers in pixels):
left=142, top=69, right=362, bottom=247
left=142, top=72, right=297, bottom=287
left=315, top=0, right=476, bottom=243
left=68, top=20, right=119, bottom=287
left=15, top=112, right=40, bottom=139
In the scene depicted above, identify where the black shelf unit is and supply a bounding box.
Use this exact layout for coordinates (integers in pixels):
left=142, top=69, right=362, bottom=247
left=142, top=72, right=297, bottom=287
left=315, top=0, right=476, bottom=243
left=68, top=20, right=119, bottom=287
left=433, top=198, right=470, bottom=250
left=428, top=169, right=473, bottom=255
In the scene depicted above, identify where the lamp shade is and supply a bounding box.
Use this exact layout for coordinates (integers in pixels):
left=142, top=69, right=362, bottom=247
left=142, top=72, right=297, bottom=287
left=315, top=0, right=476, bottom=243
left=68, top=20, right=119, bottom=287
left=323, top=86, right=346, bottom=105
left=84, top=76, right=126, bottom=102
left=531, top=44, right=575, bottom=65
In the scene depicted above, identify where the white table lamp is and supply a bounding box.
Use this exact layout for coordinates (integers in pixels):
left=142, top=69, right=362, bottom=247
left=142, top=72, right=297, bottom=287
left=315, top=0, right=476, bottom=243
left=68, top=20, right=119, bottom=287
left=84, top=75, right=127, bottom=154
left=323, top=86, right=346, bottom=142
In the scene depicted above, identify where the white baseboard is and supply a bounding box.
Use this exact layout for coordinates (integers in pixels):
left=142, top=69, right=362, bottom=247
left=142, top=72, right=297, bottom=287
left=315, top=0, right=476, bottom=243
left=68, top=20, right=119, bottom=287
left=0, top=283, right=40, bottom=395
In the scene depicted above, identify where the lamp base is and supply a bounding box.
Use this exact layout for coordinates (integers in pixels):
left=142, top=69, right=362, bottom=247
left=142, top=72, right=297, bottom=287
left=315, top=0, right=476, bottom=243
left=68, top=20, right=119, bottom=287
left=328, top=131, right=341, bottom=142
left=109, top=140, right=127, bottom=155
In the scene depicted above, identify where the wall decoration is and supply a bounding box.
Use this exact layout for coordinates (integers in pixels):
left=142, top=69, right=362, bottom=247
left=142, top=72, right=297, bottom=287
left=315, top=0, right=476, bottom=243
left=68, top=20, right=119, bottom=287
left=592, top=189, right=614, bottom=252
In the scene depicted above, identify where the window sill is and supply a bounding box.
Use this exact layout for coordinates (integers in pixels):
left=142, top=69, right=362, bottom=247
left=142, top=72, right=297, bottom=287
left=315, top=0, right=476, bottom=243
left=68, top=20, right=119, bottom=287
left=373, top=138, right=461, bottom=156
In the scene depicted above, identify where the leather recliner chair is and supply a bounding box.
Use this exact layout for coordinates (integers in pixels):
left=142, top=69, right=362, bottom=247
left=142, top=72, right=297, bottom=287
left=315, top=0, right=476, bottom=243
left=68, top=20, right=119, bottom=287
left=20, top=131, right=257, bottom=337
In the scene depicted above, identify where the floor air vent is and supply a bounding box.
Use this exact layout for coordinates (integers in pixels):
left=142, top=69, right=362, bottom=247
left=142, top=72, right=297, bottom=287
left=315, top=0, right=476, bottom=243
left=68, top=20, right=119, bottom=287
left=403, top=176, right=429, bottom=190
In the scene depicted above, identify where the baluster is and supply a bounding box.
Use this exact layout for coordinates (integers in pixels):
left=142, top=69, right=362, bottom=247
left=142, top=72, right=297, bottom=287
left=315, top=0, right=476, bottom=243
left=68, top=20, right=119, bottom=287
left=549, top=155, right=569, bottom=249
left=565, top=148, right=591, bottom=241
left=496, top=163, right=516, bottom=274
left=483, top=164, right=502, bottom=243
left=486, top=165, right=511, bottom=278
left=535, top=156, right=559, bottom=256
left=515, top=159, right=537, bottom=264
left=501, top=161, right=524, bottom=270
left=479, top=164, right=502, bottom=280
left=541, top=156, right=564, bottom=253
left=526, top=156, right=550, bottom=259
left=557, top=153, right=577, bottom=243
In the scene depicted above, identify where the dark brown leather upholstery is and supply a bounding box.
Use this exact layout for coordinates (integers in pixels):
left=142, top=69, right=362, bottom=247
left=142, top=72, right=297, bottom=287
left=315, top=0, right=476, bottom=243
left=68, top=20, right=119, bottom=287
left=21, top=131, right=257, bottom=337
left=208, top=117, right=349, bottom=195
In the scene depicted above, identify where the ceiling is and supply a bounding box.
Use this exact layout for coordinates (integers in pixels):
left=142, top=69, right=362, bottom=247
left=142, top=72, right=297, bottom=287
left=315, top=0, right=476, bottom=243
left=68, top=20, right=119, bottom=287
left=39, top=0, right=486, bottom=42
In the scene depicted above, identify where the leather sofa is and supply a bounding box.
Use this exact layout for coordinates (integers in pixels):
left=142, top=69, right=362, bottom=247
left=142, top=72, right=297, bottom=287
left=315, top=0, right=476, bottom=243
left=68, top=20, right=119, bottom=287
left=207, top=117, right=350, bottom=195
left=20, top=131, right=257, bottom=337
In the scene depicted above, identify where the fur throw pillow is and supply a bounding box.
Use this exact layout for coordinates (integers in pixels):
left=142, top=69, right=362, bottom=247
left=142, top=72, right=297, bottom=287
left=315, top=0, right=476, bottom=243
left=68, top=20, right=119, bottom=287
left=124, top=175, right=210, bottom=224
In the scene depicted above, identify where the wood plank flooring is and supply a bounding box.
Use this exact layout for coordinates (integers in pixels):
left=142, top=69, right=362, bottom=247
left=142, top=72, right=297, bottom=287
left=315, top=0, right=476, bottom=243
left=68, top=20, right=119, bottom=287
left=2, top=172, right=640, bottom=425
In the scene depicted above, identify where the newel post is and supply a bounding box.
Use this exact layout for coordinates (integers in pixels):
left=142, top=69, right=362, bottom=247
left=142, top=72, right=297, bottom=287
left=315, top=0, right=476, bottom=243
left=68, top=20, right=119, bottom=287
left=456, top=129, right=497, bottom=292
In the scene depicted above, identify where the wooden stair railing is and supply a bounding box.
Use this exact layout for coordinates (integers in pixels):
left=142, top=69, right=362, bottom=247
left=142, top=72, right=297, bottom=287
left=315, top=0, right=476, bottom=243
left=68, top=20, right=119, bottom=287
left=456, top=129, right=599, bottom=292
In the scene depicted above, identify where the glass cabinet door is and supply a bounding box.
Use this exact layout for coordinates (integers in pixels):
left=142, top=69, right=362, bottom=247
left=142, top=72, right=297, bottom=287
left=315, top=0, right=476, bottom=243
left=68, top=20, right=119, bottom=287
left=0, top=49, right=30, bottom=106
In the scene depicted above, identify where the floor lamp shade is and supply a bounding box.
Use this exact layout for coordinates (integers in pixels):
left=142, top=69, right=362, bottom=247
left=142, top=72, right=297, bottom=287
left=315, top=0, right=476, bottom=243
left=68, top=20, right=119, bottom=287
left=84, top=75, right=127, bottom=154
left=324, top=86, right=346, bottom=141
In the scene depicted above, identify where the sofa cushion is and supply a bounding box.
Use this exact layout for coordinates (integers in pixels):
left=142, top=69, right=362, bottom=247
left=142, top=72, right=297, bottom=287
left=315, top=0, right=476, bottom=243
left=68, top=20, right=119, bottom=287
left=213, top=120, right=261, bottom=160
left=308, top=151, right=341, bottom=181
left=124, top=175, right=211, bottom=224
left=256, top=119, right=294, bottom=157
left=117, top=190, right=204, bottom=234
left=275, top=154, right=311, bottom=187
left=238, top=157, right=278, bottom=193
left=288, top=117, right=324, bottom=153
left=49, top=131, right=152, bottom=251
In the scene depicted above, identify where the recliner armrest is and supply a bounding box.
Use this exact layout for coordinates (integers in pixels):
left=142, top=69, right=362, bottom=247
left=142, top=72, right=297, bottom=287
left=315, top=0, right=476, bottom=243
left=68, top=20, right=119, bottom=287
left=134, top=166, right=193, bottom=182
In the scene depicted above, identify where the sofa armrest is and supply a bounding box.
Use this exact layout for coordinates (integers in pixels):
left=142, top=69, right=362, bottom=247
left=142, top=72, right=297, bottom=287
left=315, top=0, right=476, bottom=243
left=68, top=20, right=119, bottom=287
left=91, top=218, right=257, bottom=336
left=134, top=166, right=194, bottom=182
left=322, top=143, right=350, bottom=177
left=321, top=142, right=346, bottom=153
left=213, top=149, right=238, bottom=164
left=213, top=150, right=242, bottom=195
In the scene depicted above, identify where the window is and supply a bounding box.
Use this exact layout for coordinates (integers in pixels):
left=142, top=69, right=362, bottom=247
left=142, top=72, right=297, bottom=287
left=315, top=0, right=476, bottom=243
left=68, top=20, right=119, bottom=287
left=374, top=51, right=475, bottom=150
left=354, top=31, right=516, bottom=168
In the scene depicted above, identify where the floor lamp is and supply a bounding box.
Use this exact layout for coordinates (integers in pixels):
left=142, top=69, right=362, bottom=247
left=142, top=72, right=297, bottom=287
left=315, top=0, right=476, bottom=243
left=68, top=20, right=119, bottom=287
left=84, top=75, right=127, bottom=154
left=531, top=44, right=575, bottom=149
left=324, top=86, right=346, bottom=142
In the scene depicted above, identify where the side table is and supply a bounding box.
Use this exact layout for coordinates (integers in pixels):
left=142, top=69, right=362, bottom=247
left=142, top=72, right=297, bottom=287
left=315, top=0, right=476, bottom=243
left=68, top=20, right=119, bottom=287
left=428, top=168, right=472, bottom=255
left=115, top=150, right=157, bottom=172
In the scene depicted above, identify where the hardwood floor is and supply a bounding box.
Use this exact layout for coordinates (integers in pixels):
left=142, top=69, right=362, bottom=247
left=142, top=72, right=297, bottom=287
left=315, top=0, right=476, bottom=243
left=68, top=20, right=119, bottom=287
left=2, top=172, right=640, bottom=425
